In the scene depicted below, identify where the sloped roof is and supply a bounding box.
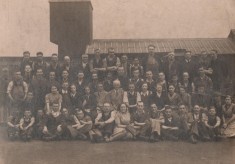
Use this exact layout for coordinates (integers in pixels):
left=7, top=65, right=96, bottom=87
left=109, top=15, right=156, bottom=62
left=86, top=38, right=235, bottom=55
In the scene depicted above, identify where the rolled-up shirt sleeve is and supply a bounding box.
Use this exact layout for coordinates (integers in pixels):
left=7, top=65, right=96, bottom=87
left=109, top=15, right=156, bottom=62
left=104, top=111, right=116, bottom=124
left=23, top=81, right=28, bottom=93
left=7, top=81, right=14, bottom=94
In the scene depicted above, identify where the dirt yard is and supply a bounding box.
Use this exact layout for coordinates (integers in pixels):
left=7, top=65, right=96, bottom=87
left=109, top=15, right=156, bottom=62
left=0, top=127, right=234, bottom=164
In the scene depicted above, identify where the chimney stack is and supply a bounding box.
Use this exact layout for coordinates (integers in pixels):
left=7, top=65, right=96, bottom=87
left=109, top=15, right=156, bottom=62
left=49, top=0, right=93, bottom=60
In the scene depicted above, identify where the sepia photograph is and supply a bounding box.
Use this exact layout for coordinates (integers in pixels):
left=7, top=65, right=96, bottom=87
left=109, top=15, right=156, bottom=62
left=0, top=0, right=235, bottom=163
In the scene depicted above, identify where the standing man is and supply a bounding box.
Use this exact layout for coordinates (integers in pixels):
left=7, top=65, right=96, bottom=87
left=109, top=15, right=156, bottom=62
left=31, top=69, right=48, bottom=110
left=32, top=52, right=48, bottom=77
left=104, top=47, right=121, bottom=78
left=7, top=71, right=28, bottom=116
left=89, top=49, right=106, bottom=80
left=20, top=51, right=33, bottom=75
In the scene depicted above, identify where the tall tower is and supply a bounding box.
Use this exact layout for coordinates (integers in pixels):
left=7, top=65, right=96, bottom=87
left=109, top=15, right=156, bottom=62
left=49, top=0, right=93, bottom=60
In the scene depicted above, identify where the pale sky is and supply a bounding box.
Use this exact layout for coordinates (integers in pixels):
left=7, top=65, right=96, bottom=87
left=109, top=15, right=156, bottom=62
left=0, top=0, right=235, bottom=56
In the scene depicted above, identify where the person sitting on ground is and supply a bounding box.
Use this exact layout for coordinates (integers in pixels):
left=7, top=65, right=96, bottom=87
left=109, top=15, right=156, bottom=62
left=205, top=107, right=221, bottom=141
left=61, top=108, right=78, bottom=140
left=161, top=106, right=181, bottom=141
left=34, top=109, right=46, bottom=139
left=178, top=104, right=194, bottom=142
left=89, top=103, right=116, bottom=143
left=42, top=103, right=65, bottom=141
left=7, top=111, right=20, bottom=141
left=19, top=109, right=35, bottom=141
left=188, top=105, right=210, bottom=143
left=73, top=109, right=93, bottom=140
left=132, top=102, right=151, bottom=141
left=149, top=104, right=165, bottom=142
left=107, top=103, right=135, bottom=142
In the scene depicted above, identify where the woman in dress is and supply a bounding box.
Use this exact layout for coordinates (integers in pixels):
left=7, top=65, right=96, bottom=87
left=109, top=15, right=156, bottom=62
left=222, top=95, right=235, bottom=137
left=108, top=103, right=135, bottom=141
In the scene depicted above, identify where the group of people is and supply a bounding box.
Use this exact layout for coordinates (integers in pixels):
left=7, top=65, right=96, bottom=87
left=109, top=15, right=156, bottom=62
left=0, top=45, right=235, bottom=144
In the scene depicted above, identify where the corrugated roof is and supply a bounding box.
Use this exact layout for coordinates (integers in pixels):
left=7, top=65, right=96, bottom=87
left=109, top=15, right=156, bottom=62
left=86, top=38, right=235, bottom=55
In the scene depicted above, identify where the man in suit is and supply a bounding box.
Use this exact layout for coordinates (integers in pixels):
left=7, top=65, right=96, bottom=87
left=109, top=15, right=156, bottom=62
left=105, top=80, right=124, bottom=110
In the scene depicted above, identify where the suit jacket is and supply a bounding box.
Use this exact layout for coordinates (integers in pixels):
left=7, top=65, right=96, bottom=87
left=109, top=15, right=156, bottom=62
left=105, top=88, right=124, bottom=109
left=70, top=93, right=82, bottom=110
left=74, top=80, right=87, bottom=97
left=80, top=94, right=97, bottom=110
left=150, top=92, right=167, bottom=109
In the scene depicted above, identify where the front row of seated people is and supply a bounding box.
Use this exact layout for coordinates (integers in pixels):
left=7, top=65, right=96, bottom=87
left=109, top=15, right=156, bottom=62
left=7, top=95, right=235, bottom=143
